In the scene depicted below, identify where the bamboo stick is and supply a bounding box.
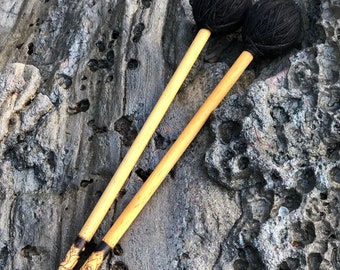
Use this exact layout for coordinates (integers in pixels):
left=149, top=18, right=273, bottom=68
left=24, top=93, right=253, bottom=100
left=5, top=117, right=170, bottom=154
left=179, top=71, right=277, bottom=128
left=58, top=28, right=211, bottom=270
left=80, top=51, right=254, bottom=270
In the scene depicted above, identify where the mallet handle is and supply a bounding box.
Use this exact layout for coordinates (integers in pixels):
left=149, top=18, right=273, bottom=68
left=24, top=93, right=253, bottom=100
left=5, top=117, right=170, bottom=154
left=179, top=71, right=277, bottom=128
left=58, top=29, right=210, bottom=270
left=80, top=51, right=254, bottom=270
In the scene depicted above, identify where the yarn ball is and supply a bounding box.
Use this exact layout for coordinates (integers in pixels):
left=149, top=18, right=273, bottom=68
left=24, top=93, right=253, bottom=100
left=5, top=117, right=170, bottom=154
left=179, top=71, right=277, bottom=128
left=191, top=0, right=252, bottom=34
left=243, top=0, right=303, bottom=57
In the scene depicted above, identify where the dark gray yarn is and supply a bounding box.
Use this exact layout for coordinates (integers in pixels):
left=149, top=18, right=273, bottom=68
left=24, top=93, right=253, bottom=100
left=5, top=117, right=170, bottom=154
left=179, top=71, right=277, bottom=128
left=190, top=0, right=252, bottom=34
left=242, top=0, right=303, bottom=57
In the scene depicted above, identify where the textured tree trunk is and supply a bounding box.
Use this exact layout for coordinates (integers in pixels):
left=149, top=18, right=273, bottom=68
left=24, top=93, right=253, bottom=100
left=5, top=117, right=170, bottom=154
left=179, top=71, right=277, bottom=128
left=0, top=0, right=339, bottom=270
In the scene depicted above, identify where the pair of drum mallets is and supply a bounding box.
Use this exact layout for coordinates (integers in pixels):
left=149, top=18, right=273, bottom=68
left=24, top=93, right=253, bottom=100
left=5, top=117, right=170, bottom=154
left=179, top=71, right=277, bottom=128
left=59, top=0, right=302, bottom=269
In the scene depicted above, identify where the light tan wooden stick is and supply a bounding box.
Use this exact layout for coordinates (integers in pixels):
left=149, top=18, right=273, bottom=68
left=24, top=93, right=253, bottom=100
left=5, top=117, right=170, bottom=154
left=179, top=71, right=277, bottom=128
left=58, top=29, right=211, bottom=270
left=80, top=51, right=254, bottom=270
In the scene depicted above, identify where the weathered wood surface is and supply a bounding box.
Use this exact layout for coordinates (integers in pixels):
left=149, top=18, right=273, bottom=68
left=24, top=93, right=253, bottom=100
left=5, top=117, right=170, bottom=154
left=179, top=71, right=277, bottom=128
left=0, top=0, right=339, bottom=269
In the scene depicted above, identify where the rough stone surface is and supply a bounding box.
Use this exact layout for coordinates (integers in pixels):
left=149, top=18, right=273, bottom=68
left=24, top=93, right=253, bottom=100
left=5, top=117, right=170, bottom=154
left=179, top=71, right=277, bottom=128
left=0, top=0, right=338, bottom=270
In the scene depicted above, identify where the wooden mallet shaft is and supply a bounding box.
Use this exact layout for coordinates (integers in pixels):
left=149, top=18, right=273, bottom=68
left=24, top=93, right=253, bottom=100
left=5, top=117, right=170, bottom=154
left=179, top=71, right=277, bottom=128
left=58, top=29, right=210, bottom=270
left=80, top=51, right=254, bottom=270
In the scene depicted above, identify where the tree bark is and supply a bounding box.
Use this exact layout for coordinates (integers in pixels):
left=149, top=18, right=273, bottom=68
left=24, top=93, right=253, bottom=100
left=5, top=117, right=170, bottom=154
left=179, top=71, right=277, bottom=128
left=0, top=0, right=339, bottom=269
